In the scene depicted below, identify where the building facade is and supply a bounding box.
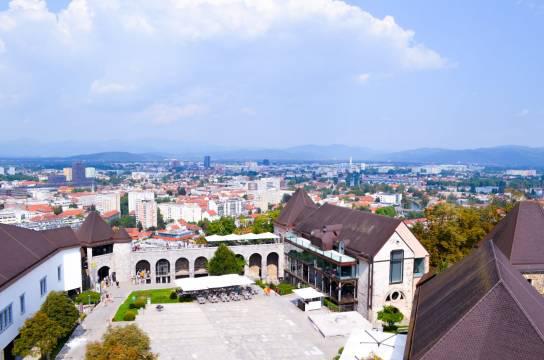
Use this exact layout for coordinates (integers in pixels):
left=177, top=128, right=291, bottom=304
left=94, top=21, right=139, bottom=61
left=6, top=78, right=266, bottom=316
left=275, top=189, right=429, bottom=324
left=135, top=199, right=157, bottom=229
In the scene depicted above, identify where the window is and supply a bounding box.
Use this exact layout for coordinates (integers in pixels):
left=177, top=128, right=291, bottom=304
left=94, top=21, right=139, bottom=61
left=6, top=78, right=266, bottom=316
left=414, top=258, right=425, bottom=277
left=58, top=265, right=62, bottom=281
left=386, top=291, right=405, bottom=302
left=40, top=276, right=47, bottom=297
left=390, top=250, right=404, bottom=284
left=20, top=293, right=25, bottom=315
left=0, top=304, right=13, bottom=334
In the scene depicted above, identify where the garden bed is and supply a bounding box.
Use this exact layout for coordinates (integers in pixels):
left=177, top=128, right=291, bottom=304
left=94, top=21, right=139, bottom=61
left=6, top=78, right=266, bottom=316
left=113, top=288, right=180, bottom=321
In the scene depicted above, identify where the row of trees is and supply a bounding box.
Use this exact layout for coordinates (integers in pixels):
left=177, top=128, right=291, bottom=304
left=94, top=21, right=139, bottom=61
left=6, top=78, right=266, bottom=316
left=14, top=292, right=79, bottom=359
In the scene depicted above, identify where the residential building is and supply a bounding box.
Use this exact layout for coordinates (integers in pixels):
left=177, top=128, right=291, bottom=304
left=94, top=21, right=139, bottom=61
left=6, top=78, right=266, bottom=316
left=483, top=201, right=544, bottom=294
left=405, top=240, right=544, bottom=359
left=275, top=189, right=429, bottom=323
left=135, top=199, right=157, bottom=229
left=506, top=169, right=537, bottom=177
left=158, top=203, right=202, bottom=223
left=63, top=167, right=73, bottom=182
left=0, top=167, right=4, bottom=176
left=374, top=193, right=402, bottom=205
left=0, top=225, right=82, bottom=359
left=6, top=168, right=15, bottom=176
left=128, top=191, right=155, bottom=213
left=216, top=198, right=244, bottom=217
left=85, top=167, right=96, bottom=178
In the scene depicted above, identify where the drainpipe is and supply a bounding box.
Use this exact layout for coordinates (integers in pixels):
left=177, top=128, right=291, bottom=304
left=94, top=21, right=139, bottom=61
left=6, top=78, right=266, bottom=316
left=359, top=253, right=373, bottom=312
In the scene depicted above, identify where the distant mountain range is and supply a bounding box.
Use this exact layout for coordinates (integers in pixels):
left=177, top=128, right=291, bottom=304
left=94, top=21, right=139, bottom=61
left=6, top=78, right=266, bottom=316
left=2, top=145, right=544, bottom=168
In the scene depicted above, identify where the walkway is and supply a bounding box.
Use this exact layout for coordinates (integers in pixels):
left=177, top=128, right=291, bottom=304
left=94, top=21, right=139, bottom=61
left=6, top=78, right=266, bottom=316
left=56, top=282, right=167, bottom=359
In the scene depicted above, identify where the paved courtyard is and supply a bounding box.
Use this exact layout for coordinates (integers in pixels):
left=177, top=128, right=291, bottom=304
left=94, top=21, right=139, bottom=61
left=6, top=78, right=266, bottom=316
left=135, top=293, right=345, bottom=360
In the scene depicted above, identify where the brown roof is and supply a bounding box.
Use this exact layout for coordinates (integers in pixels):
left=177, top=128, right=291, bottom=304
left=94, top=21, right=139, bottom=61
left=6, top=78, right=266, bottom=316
left=76, top=211, right=131, bottom=246
left=293, top=203, right=401, bottom=257
left=275, top=188, right=318, bottom=228
left=405, top=240, right=544, bottom=360
left=484, top=201, right=544, bottom=271
left=0, top=224, right=80, bottom=291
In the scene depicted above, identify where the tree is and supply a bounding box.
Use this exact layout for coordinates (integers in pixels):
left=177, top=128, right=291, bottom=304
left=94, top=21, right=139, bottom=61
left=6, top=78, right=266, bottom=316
left=205, top=217, right=236, bottom=235
left=120, top=194, right=129, bottom=215
left=111, top=215, right=137, bottom=228
left=41, top=291, right=79, bottom=337
left=377, top=305, right=404, bottom=331
left=13, top=311, right=64, bottom=360
left=177, top=186, right=186, bottom=196
left=53, top=206, right=63, bottom=215
left=69, top=203, right=78, bottom=208
left=137, top=221, right=143, bottom=232
left=281, top=193, right=292, bottom=204
left=85, top=324, right=156, bottom=360
left=207, top=244, right=245, bottom=275
left=376, top=206, right=396, bottom=217
left=157, top=209, right=166, bottom=230
left=412, top=203, right=506, bottom=271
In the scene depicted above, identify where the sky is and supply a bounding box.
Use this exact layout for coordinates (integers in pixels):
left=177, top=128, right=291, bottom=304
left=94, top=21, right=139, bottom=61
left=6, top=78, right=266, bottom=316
left=0, top=0, right=543, bottom=154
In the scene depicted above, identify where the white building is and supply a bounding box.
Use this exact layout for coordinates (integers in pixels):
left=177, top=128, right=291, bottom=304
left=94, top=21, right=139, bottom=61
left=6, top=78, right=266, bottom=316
left=63, top=167, right=73, bottom=181
left=128, top=191, right=155, bottom=214
left=77, top=193, right=120, bottom=214
left=216, top=198, right=244, bottom=217
left=275, top=189, right=429, bottom=325
left=0, top=167, right=4, bottom=176
left=7, top=167, right=15, bottom=176
left=85, top=167, right=96, bottom=178
left=136, top=199, right=157, bottom=229
left=506, top=169, right=537, bottom=177
left=158, top=203, right=202, bottom=223
left=0, top=226, right=82, bottom=359
left=373, top=193, right=403, bottom=206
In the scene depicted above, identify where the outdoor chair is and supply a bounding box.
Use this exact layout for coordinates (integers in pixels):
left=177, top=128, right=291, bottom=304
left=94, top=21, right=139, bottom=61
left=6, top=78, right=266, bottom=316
left=156, top=305, right=164, bottom=312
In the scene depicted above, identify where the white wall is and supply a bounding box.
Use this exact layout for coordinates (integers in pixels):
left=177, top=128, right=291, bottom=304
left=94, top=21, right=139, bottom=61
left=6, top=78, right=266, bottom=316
left=0, top=247, right=82, bottom=351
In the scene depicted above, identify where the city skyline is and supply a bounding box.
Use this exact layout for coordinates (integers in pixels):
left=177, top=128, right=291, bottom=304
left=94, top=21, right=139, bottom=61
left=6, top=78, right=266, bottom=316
left=0, top=0, right=543, bottom=150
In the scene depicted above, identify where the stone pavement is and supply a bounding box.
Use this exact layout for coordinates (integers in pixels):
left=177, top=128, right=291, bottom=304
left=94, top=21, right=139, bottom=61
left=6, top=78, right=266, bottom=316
left=56, top=282, right=166, bottom=359
left=135, top=293, right=345, bottom=360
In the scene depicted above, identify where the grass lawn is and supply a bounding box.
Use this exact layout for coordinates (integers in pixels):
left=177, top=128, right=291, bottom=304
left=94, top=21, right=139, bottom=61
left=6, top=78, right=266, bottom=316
left=113, top=288, right=178, bottom=321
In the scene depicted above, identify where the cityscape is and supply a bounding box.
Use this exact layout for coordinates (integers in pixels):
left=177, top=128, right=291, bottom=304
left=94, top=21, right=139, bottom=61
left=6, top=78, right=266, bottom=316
left=1, top=1, right=544, bottom=360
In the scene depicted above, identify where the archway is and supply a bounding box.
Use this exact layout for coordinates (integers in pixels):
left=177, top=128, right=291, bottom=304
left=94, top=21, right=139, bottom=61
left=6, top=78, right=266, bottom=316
left=235, top=254, right=246, bottom=275
left=135, top=260, right=151, bottom=284
left=266, top=252, right=279, bottom=281
left=175, top=257, right=190, bottom=279
left=194, top=257, right=208, bottom=277
left=249, top=253, right=262, bottom=279
left=97, top=266, right=110, bottom=282
left=155, top=259, right=171, bottom=283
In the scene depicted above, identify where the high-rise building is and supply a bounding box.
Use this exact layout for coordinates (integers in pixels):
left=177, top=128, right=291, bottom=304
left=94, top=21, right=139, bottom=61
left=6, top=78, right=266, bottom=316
left=71, top=162, right=86, bottom=184
left=128, top=191, right=155, bottom=213
left=135, top=199, right=157, bottom=229
left=262, top=159, right=270, bottom=166
left=204, top=155, right=211, bottom=169
left=7, top=167, right=15, bottom=176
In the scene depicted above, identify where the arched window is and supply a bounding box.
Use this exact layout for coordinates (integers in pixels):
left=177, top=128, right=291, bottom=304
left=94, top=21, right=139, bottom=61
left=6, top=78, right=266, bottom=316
left=389, top=250, right=404, bottom=284
left=385, top=290, right=405, bottom=302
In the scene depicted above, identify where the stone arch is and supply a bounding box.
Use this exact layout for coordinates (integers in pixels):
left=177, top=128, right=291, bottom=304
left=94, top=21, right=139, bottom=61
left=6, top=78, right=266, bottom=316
left=195, top=256, right=208, bottom=277
left=135, top=260, right=151, bottom=284
left=266, top=252, right=279, bottom=281
left=235, top=254, right=246, bottom=275
left=175, top=257, right=190, bottom=279
left=98, top=266, right=110, bottom=282
left=155, top=259, right=171, bottom=283
left=249, top=253, right=262, bottom=279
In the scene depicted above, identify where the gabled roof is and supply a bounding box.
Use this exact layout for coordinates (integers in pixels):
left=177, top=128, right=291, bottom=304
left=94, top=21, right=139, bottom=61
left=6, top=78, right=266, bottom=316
left=405, top=240, right=544, bottom=360
left=484, top=201, right=544, bottom=271
left=0, top=224, right=80, bottom=291
left=294, top=203, right=402, bottom=257
left=76, top=211, right=131, bottom=246
left=275, top=188, right=318, bottom=228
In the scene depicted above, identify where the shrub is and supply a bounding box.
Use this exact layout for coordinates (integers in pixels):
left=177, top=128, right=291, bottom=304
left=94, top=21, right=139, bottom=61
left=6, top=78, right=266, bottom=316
left=85, top=324, right=156, bottom=360
left=377, top=305, right=404, bottom=332
left=133, top=297, right=147, bottom=309
left=128, top=303, right=138, bottom=310
left=323, top=298, right=339, bottom=312
left=178, top=295, right=193, bottom=303
left=255, top=279, right=266, bottom=289
left=75, top=291, right=101, bottom=305
left=169, top=291, right=178, bottom=300
left=123, top=311, right=136, bottom=321
left=275, top=283, right=294, bottom=295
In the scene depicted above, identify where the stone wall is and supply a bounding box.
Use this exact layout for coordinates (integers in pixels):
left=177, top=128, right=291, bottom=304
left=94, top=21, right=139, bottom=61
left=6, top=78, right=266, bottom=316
left=523, top=273, right=544, bottom=295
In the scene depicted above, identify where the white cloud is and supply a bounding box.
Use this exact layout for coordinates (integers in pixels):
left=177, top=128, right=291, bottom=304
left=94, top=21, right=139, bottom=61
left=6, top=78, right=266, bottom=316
left=357, top=73, right=370, bottom=83
left=147, top=103, right=207, bottom=125
left=90, top=80, right=133, bottom=95
left=516, top=108, right=529, bottom=117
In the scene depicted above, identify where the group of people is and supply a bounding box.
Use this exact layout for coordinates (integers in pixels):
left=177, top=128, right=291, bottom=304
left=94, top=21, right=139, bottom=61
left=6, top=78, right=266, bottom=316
left=132, top=269, right=151, bottom=284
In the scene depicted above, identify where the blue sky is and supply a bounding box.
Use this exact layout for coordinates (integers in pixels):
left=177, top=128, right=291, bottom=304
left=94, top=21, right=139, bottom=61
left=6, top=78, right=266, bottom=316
left=0, top=0, right=542, bottom=153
